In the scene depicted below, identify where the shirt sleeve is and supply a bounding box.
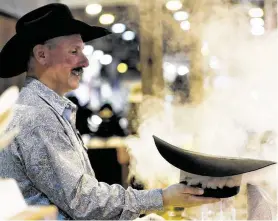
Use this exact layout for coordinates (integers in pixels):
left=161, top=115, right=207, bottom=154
left=17, top=125, right=163, bottom=220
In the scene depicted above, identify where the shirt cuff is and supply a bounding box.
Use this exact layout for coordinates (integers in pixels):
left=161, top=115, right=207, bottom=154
left=138, top=189, right=164, bottom=213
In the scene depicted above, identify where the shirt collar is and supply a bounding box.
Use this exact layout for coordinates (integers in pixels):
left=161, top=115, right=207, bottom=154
left=24, top=77, right=77, bottom=116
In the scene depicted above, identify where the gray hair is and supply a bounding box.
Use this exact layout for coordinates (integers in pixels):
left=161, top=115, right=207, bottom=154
left=26, top=38, right=60, bottom=75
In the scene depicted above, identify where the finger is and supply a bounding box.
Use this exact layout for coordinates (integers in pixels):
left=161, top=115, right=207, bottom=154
left=187, top=195, right=220, bottom=204
left=181, top=186, right=204, bottom=195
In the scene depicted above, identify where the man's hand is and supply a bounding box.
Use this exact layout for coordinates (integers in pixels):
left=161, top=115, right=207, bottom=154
left=162, top=183, right=219, bottom=208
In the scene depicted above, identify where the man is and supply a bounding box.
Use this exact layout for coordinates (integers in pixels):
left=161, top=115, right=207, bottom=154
left=0, top=3, right=218, bottom=220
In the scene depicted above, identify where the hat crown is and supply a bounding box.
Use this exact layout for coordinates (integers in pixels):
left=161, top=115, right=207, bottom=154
left=16, top=3, right=73, bottom=34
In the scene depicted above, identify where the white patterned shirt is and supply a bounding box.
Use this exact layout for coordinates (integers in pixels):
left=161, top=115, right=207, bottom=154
left=0, top=77, right=163, bottom=220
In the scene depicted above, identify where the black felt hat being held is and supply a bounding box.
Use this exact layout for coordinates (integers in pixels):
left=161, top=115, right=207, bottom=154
left=0, top=3, right=111, bottom=78
left=153, top=136, right=276, bottom=198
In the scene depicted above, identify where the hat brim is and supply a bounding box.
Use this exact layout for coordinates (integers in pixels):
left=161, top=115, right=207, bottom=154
left=0, top=19, right=111, bottom=78
left=153, top=135, right=276, bottom=177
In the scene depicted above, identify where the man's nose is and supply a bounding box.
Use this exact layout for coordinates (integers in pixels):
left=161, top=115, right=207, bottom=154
left=80, top=54, right=89, bottom=68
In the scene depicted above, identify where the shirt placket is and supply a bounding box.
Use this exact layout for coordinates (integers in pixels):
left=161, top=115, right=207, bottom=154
left=65, top=105, right=87, bottom=150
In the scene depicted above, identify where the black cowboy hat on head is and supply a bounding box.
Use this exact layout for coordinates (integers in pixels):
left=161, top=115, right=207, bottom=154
left=0, top=3, right=111, bottom=78
left=153, top=136, right=276, bottom=198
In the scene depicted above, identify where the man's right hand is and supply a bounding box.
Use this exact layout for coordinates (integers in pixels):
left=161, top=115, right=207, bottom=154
left=162, top=183, right=219, bottom=208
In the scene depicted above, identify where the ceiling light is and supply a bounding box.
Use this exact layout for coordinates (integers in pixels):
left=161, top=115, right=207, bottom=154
left=250, top=17, right=264, bottom=26
left=112, top=23, right=126, bottom=33
left=173, top=11, right=189, bottom=21
left=85, top=4, right=102, bottom=15
left=122, top=31, right=135, bottom=41
left=100, top=54, right=113, bottom=65
left=166, top=0, right=182, bottom=11
left=117, top=63, right=128, bottom=73
left=248, top=8, right=264, bottom=18
left=99, top=14, right=115, bottom=25
left=180, top=20, right=190, bottom=31
left=83, top=45, right=94, bottom=56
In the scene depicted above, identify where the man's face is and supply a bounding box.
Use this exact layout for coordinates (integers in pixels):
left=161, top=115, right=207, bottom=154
left=45, top=34, right=89, bottom=94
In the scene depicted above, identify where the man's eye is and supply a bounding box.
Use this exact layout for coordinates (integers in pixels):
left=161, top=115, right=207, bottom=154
left=71, top=50, right=77, bottom=54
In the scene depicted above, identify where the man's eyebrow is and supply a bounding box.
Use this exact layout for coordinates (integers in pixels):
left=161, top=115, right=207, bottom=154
left=69, top=43, right=85, bottom=49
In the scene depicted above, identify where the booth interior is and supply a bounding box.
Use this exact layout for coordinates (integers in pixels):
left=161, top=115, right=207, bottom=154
left=0, top=0, right=277, bottom=220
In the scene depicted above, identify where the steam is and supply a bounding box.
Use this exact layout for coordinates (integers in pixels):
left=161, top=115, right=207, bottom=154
left=126, top=2, right=277, bottom=191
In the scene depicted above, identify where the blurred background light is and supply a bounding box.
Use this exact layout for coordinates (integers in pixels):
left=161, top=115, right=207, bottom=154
left=101, top=83, right=113, bottom=99
left=92, top=50, right=104, bottom=60
left=85, top=4, right=102, bottom=15
left=83, top=45, right=94, bottom=56
left=163, top=71, right=177, bottom=83
left=112, top=23, right=126, bottom=33
left=90, top=115, right=103, bottom=125
left=83, top=57, right=102, bottom=81
left=117, top=63, right=128, bottom=73
left=122, top=31, right=135, bottom=41
left=119, top=118, right=128, bottom=129
left=163, top=62, right=177, bottom=83
left=173, top=11, right=189, bottom=21
left=163, top=62, right=176, bottom=74
left=248, top=7, right=264, bottom=18
left=177, top=65, right=189, bottom=76
left=251, top=25, right=265, bottom=35
left=166, top=0, right=182, bottom=11
left=180, top=20, right=190, bottom=31
left=100, top=54, right=113, bottom=65
left=73, top=83, right=90, bottom=106
left=99, top=13, right=115, bottom=25
left=250, top=17, right=264, bottom=26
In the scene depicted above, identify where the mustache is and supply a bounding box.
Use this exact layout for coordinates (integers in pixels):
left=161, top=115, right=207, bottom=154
left=71, top=67, right=84, bottom=74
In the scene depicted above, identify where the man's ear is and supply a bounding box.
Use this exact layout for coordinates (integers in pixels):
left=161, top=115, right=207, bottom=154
left=32, top=44, right=49, bottom=65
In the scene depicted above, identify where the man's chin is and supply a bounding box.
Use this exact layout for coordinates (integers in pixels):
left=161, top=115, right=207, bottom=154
left=71, top=82, right=80, bottom=90
left=68, top=80, right=80, bottom=91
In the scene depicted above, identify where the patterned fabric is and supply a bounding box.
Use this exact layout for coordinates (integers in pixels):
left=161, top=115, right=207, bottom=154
left=247, top=183, right=277, bottom=220
left=0, top=77, right=163, bottom=220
